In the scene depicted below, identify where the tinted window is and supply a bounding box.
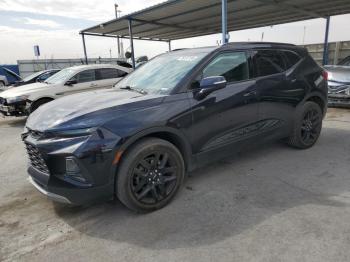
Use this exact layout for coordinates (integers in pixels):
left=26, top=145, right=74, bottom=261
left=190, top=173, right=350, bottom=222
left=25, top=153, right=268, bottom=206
left=253, top=50, right=286, bottom=77
left=37, top=72, right=52, bottom=82
left=117, top=69, right=128, bottom=77
left=283, top=51, right=301, bottom=68
left=73, top=70, right=95, bottom=83
left=202, top=52, right=249, bottom=82
left=96, top=68, right=121, bottom=80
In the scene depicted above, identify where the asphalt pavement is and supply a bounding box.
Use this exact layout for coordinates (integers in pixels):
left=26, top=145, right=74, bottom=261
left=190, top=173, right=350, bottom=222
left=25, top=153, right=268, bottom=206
left=1, top=108, right=350, bottom=262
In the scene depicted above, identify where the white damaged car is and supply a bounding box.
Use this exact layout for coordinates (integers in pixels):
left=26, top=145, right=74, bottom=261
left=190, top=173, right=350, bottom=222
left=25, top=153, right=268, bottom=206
left=0, top=64, right=132, bottom=116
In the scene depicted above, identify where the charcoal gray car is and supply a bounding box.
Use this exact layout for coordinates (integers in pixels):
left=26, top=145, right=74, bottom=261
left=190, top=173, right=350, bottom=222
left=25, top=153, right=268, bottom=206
left=325, top=56, right=350, bottom=108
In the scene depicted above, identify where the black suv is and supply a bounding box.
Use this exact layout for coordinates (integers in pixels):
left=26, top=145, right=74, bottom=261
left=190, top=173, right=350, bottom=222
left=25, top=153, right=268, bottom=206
left=22, top=42, right=328, bottom=212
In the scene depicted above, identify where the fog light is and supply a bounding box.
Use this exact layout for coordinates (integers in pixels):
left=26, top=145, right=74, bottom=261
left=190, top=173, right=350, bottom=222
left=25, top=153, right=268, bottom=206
left=65, top=157, right=86, bottom=182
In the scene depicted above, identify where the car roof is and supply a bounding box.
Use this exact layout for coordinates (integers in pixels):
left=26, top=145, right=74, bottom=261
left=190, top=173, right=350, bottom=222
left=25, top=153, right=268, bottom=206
left=171, top=42, right=306, bottom=56
left=66, top=64, right=130, bottom=71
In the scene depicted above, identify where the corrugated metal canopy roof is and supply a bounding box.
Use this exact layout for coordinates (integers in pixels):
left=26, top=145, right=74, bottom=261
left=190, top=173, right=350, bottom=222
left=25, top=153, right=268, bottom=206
left=81, top=0, right=350, bottom=41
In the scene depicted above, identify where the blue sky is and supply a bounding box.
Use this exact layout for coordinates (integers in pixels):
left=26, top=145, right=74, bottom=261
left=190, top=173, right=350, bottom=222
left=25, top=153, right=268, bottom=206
left=0, top=0, right=350, bottom=64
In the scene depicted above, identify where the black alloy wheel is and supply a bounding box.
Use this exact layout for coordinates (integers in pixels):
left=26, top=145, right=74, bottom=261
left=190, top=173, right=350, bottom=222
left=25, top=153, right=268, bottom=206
left=117, top=138, right=185, bottom=212
left=300, top=108, right=322, bottom=146
left=287, top=101, right=323, bottom=149
left=131, top=151, right=178, bottom=205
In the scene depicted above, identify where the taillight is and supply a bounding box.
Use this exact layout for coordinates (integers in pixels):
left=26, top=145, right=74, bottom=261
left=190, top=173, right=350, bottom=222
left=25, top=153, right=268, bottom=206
left=322, top=71, right=328, bottom=81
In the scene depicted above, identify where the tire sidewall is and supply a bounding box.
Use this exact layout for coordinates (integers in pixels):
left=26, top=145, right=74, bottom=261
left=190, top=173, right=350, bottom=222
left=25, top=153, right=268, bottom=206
left=117, top=139, right=185, bottom=212
left=294, top=101, right=323, bottom=148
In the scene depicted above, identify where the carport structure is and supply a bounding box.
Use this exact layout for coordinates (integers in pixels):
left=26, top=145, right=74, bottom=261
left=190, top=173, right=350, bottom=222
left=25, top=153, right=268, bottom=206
left=80, top=0, right=350, bottom=68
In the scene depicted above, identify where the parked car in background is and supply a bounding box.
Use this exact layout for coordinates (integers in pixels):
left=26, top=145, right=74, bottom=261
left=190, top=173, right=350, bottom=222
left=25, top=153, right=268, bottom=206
left=0, top=64, right=132, bottom=116
left=325, top=56, right=350, bottom=108
left=5, top=69, right=61, bottom=87
left=0, top=75, right=9, bottom=91
left=22, top=43, right=328, bottom=212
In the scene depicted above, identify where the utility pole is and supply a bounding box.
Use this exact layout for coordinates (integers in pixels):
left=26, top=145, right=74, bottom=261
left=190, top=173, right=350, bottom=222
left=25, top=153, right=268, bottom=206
left=115, top=3, right=121, bottom=58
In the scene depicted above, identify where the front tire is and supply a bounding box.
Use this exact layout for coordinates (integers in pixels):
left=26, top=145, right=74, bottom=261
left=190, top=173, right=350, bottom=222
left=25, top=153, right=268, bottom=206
left=287, top=101, right=323, bottom=149
left=116, top=138, right=185, bottom=212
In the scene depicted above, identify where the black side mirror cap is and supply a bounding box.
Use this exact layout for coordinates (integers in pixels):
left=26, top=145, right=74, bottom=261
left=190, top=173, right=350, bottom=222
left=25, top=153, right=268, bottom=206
left=195, top=76, right=227, bottom=100
left=65, top=80, right=77, bottom=86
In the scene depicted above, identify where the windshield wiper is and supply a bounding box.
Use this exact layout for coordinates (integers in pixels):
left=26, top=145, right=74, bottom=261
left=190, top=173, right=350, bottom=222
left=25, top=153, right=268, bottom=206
left=120, top=86, right=147, bottom=95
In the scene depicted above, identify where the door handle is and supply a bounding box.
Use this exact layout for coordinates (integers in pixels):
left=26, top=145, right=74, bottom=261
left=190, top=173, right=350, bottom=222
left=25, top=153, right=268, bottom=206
left=90, top=83, right=98, bottom=87
left=243, top=90, right=257, bottom=97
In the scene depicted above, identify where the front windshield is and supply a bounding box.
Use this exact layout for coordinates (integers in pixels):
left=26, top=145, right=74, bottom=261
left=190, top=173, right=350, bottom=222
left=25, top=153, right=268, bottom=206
left=23, top=71, right=43, bottom=82
left=115, top=51, right=208, bottom=95
left=45, top=68, right=76, bottom=84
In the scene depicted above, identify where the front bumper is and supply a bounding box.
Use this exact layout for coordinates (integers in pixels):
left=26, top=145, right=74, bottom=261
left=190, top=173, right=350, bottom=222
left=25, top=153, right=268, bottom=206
left=28, top=176, right=71, bottom=204
left=328, top=94, right=350, bottom=108
left=23, top=128, right=121, bottom=205
left=0, top=102, right=28, bottom=116
left=327, top=81, right=350, bottom=108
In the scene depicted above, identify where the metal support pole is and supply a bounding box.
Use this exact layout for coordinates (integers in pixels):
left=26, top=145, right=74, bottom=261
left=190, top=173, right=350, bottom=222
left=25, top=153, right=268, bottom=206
left=322, top=16, right=330, bottom=66
left=117, top=36, right=121, bottom=58
left=168, top=40, right=171, bottom=52
left=221, top=0, right=228, bottom=45
left=128, top=19, right=136, bottom=69
left=81, top=33, right=88, bottom=65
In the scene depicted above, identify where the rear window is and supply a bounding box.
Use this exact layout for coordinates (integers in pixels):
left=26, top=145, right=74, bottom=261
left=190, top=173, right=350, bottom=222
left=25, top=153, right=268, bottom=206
left=253, top=50, right=286, bottom=77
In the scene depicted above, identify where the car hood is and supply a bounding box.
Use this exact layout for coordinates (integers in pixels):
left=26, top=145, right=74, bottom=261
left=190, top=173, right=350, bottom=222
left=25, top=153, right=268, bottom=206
left=26, top=89, right=165, bottom=132
left=2, top=67, right=22, bottom=81
left=324, top=65, right=350, bottom=84
left=0, top=82, right=50, bottom=98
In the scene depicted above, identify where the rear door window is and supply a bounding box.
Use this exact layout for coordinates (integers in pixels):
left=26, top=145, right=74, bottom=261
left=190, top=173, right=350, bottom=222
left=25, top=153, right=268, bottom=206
left=253, top=50, right=286, bottom=77
left=95, top=68, right=121, bottom=80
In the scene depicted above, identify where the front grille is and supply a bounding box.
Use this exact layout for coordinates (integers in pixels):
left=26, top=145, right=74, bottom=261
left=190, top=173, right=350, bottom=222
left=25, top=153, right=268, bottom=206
left=24, top=142, right=49, bottom=174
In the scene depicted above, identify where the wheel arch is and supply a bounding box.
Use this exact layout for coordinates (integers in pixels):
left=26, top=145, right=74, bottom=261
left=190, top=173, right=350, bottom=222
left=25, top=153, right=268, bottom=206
left=303, top=92, right=327, bottom=116
left=29, top=97, right=55, bottom=113
left=117, top=127, right=194, bottom=173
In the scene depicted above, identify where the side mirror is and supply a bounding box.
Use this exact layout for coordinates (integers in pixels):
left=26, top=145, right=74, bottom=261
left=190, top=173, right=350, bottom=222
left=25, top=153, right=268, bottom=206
left=65, top=79, right=77, bottom=86
left=195, top=76, right=227, bottom=99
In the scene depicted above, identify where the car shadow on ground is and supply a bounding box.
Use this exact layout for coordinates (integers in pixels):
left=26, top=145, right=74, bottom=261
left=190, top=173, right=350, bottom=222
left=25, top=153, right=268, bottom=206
left=0, top=116, right=26, bottom=128
left=52, top=126, right=350, bottom=250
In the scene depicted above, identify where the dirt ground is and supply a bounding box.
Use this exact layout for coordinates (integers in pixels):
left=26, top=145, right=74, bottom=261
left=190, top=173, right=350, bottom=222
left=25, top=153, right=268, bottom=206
left=1, top=108, right=350, bottom=262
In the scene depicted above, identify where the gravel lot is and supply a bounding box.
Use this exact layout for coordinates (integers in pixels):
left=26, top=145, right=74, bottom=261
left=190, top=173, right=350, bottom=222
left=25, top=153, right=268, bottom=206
left=1, top=108, right=350, bottom=262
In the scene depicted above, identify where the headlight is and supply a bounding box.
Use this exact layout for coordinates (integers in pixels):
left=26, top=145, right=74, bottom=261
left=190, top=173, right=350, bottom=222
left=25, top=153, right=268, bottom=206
left=6, top=95, right=29, bottom=104
left=52, top=127, right=96, bottom=137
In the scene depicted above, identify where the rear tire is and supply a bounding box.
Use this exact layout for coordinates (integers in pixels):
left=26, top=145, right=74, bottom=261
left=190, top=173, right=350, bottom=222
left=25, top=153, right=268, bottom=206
left=30, top=98, right=53, bottom=113
left=287, top=101, right=323, bottom=149
left=116, top=138, right=185, bottom=212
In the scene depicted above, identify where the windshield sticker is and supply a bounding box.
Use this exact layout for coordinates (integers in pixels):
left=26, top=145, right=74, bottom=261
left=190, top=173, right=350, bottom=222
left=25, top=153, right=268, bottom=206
left=176, top=56, right=198, bottom=62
